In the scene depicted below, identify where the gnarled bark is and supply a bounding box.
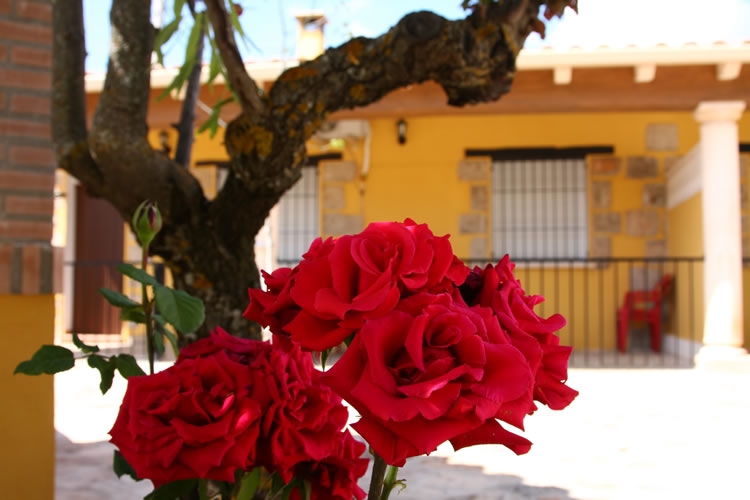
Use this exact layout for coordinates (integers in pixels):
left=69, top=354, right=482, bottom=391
left=52, top=0, right=568, bottom=339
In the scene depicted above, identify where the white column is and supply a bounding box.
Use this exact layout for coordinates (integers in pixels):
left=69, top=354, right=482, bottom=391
left=694, top=101, right=748, bottom=368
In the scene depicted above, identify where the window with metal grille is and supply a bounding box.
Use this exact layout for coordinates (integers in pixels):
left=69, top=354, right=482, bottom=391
left=277, top=166, right=319, bottom=265
left=492, top=158, right=588, bottom=260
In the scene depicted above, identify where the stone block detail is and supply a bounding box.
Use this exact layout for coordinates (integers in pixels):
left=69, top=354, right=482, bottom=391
left=457, top=159, right=490, bottom=181
left=321, top=185, right=345, bottom=210
left=741, top=155, right=749, bottom=179
left=627, top=156, right=659, bottom=178
left=645, top=239, right=668, bottom=258
left=591, top=236, right=612, bottom=258
left=626, top=210, right=661, bottom=237
left=743, top=215, right=749, bottom=234
left=469, top=237, right=488, bottom=259
left=744, top=238, right=750, bottom=258
left=646, top=123, right=679, bottom=152
left=321, top=161, right=357, bottom=182
left=470, top=185, right=488, bottom=211
left=642, top=183, right=667, bottom=207
left=593, top=213, right=621, bottom=233
left=664, top=156, right=683, bottom=176
left=322, top=214, right=363, bottom=236
left=591, top=181, right=612, bottom=209
left=458, top=213, right=486, bottom=234
left=590, top=156, right=622, bottom=176
left=741, top=184, right=748, bottom=210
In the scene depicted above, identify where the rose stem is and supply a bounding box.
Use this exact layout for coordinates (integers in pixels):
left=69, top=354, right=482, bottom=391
left=367, top=453, right=388, bottom=499
left=141, top=244, right=155, bottom=375
left=379, top=465, right=400, bottom=500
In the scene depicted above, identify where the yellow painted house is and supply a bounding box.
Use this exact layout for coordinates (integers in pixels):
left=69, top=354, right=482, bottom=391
left=58, top=16, right=750, bottom=368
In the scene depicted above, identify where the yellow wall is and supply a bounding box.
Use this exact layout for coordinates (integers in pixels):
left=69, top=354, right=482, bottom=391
left=666, top=193, right=705, bottom=344
left=363, top=111, right=703, bottom=258
left=0, top=295, right=55, bottom=499
left=119, top=111, right=750, bottom=352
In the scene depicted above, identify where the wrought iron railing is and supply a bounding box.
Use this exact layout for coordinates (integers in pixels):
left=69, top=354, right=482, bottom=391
left=60, top=257, right=712, bottom=368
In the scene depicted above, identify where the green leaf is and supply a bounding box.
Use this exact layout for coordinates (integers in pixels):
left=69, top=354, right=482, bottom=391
left=113, top=450, right=140, bottom=480
left=72, top=333, right=100, bottom=354
left=158, top=60, right=194, bottom=101
left=114, top=354, right=146, bottom=379
left=144, top=479, right=198, bottom=500
left=154, top=285, right=205, bottom=333
left=207, top=43, right=222, bottom=88
left=173, top=0, right=187, bottom=18
left=227, top=1, right=260, bottom=53
left=152, top=325, right=166, bottom=357
left=158, top=10, right=205, bottom=101
left=198, top=97, right=233, bottom=138
left=163, top=328, right=181, bottom=358
left=198, top=479, right=209, bottom=500
left=117, top=263, right=159, bottom=286
left=300, top=480, right=311, bottom=500
left=99, top=288, right=139, bottom=309
left=153, top=17, right=182, bottom=67
left=121, top=306, right=148, bottom=324
left=88, top=355, right=116, bottom=394
left=228, top=1, right=247, bottom=39
left=320, top=349, right=329, bottom=371
left=236, top=467, right=262, bottom=500
left=14, top=345, right=75, bottom=376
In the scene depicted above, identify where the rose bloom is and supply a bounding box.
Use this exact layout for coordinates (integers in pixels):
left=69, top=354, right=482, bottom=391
left=245, top=219, right=469, bottom=351
left=109, top=350, right=261, bottom=487
left=459, top=255, right=578, bottom=412
left=247, top=343, right=352, bottom=482
left=291, top=431, right=368, bottom=500
left=322, top=292, right=534, bottom=466
left=178, top=326, right=265, bottom=365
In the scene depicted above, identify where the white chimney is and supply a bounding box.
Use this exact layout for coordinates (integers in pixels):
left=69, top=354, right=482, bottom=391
left=294, top=11, right=327, bottom=62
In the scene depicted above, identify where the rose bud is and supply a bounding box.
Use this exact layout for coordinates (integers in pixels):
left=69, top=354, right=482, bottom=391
left=131, top=200, right=163, bottom=247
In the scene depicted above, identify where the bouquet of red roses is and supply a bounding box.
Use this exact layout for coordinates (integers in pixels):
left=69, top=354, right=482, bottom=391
left=110, top=219, right=577, bottom=499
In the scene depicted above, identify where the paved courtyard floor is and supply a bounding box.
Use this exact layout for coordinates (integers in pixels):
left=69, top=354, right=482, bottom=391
left=55, top=360, right=750, bottom=500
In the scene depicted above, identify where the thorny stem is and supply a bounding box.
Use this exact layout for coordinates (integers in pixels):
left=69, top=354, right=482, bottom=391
left=380, top=465, right=400, bottom=500
left=141, top=246, right=155, bottom=375
left=367, top=453, right=388, bottom=500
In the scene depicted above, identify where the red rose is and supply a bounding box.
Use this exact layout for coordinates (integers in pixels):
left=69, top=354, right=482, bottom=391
left=322, top=292, right=533, bottom=466
left=246, top=343, right=353, bottom=482
left=291, top=431, right=368, bottom=500
left=109, top=350, right=261, bottom=487
left=244, top=266, right=301, bottom=341
left=459, top=255, right=578, bottom=411
left=245, top=219, right=469, bottom=351
left=178, top=326, right=265, bottom=364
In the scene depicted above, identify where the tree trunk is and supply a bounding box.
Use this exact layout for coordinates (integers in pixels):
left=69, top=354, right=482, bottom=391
left=53, top=0, right=569, bottom=339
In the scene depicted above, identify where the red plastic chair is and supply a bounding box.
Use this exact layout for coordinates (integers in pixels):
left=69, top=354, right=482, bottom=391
left=617, top=274, right=674, bottom=353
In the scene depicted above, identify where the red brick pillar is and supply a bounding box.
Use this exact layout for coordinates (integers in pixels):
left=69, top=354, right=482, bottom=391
left=0, top=0, right=57, bottom=292
left=0, top=1, right=56, bottom=498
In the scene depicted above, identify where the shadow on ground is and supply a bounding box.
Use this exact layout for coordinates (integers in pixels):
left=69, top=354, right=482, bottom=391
left=56, top=431, right=573, bottom=500
left=394, top=454, right=574, bottom=500
left=56, top=432, right=153, bottom=500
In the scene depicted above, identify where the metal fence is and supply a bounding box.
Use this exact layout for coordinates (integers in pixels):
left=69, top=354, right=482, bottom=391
left=60, top=257, right=707, bottom=368
left=465, top=257, right=705, bottom=368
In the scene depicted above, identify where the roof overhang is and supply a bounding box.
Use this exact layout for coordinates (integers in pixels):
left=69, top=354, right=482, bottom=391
left=83, top=43, right=750, bottom=93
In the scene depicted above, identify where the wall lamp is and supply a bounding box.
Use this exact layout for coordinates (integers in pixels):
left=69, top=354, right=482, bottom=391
left=397, top=118, right=407, bottom=145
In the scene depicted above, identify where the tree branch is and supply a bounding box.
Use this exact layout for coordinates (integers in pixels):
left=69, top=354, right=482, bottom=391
left=174, top=15, right=206, bottom=168
left=51, top=0, right=104, bottom=194
left=203, top=0, right=265, bottom=114
left=268, top=0, right=543, bottom=121
left=90, top=0, right=153, bottom=140
left=80, top=0, right=205, bottom=228
left=219, top=0, right=546, bottom=202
